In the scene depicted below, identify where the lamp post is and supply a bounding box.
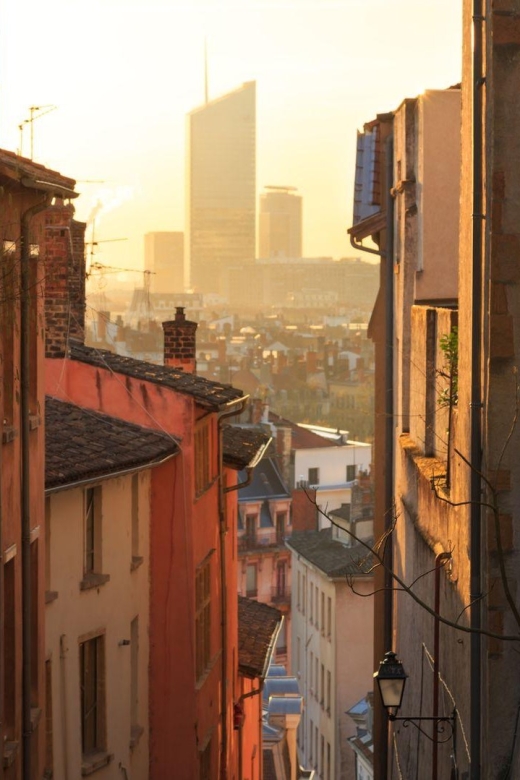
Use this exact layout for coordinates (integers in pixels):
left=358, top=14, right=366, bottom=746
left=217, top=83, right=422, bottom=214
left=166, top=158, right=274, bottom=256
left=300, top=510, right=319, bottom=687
left=374, top=652, right=457, bottom=779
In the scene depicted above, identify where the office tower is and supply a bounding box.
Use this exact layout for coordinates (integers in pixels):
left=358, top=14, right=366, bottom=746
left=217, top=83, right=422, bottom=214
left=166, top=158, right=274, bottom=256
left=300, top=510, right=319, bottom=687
left=259, top=186, right=302, bottom=258
left=144, top=231, right=184, bottom=292
left=186, top=81, right=256, bottom=293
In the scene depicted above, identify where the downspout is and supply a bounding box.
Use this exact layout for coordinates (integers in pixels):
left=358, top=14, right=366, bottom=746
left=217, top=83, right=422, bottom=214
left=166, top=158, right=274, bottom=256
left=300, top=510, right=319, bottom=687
left=349, top=133, right=394, bottom=780
left=21, top=193, right=52, bottom=780
left=470, top=3, right=484, bottom=779
left=217, top=396, right=250, bottom=780
left=432, top=552, right=451, bottom=780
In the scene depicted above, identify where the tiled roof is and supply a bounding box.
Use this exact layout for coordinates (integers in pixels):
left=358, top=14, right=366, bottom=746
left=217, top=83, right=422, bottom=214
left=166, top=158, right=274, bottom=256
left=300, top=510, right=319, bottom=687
left=69, top=342, right=245, bottom=410
left=238, top=457, right=290, bottom=501
left=222, top=425, right=271, bottom=470
left=269, top=411, right=336, bottom=449
left=45, top=396, right=179, bottom=490
left=0, top=149, right=76, bottom=191
left=286, top=529, right=374, bottom=579
left=238, top=596, right=282, bottom=679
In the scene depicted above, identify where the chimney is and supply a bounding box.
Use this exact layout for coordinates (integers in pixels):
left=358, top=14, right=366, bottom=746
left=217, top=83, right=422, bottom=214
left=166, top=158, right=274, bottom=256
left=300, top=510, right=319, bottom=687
left=44, top=202, right=86, bottom=357
left=162, top=306, right=198, bottom=374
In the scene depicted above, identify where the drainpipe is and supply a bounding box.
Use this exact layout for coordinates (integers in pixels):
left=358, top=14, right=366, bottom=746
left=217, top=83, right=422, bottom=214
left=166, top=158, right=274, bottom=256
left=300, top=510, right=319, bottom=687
left=470, top=3, right=484, bottom=778
left=217, top=396, right=250, bottom=780
left=21, top=194, right=52, bottom=780
left=349, top=133, right=394, bottom=780
left=432, top=552, right=451, bottom=780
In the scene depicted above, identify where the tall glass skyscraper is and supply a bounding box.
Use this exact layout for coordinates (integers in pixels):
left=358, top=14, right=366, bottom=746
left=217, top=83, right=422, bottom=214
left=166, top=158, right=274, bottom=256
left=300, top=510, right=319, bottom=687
left=186, top=81, right=256, bottom=294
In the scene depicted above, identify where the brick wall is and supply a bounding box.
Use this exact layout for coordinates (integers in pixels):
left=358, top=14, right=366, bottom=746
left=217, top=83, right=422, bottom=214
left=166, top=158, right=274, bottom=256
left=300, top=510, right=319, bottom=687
left=162, top=307, right=197, bottom=374
left=44, top=202, right=86, bottom=357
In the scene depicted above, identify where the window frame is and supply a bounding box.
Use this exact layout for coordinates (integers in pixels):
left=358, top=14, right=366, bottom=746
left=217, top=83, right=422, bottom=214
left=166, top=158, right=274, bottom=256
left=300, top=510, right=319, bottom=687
left=79, top=632, right=106, bottom=757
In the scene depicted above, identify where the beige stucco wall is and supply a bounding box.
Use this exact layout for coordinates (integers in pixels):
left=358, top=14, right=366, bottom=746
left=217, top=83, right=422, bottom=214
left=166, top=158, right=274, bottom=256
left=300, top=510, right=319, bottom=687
left=291, top=554, right=373, bottom=780
left=45, top=470, right=151, bottom=779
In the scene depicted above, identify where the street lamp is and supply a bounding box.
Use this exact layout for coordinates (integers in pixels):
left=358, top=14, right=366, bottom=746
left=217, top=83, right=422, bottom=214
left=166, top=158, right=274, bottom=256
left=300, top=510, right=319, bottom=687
left=374, top=651, right=456, bottom=745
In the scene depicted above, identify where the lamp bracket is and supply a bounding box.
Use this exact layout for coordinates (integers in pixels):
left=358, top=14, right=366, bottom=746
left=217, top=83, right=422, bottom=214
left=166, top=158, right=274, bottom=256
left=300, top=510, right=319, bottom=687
left=388, top=710, right=456, bottom=744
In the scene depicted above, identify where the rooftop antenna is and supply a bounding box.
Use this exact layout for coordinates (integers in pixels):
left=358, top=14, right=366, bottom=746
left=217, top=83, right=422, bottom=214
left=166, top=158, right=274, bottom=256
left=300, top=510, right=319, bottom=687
left=19, top=105, right=57, bottom=159
left=204, top=38, right=209, bottom=104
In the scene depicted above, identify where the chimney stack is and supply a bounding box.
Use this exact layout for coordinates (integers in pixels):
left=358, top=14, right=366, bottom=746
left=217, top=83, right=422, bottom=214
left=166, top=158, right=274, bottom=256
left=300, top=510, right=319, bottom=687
left=162, top=307, right=198, bottom=374
left=44, top=202, right=86, bottom=357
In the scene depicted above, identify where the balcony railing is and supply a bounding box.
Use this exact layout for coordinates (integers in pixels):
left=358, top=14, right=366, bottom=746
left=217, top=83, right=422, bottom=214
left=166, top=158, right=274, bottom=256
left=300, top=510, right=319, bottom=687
left=271, top=586, right=291, bottom=604
left=238, top=536, right=286, bottom=553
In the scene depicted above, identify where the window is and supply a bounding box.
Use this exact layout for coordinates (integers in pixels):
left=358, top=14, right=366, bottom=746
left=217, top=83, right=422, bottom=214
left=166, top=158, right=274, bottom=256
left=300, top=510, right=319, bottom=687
left=297, top=570, right=301, bottom=610
left=326, top=670, right=331, bottom=714
left=346, top=464, right=356, bottom=482
left=45, top=658, right=54, bottom=777
left=275, top=562, right=286, bottom=600
left=320, top=591, right=325, bottom=634
left=321, top=735, right=325, bottom=778
left=310, top=651, right=314, bottom=693
left=309, top=720, right=314, bottom=763
left=199, top=738, right=212, bottom=780
left=276, top=511, right=286, bottom=543
left=297, top=636, right=301, bottom=677
left=315, top=657, right=319, bottom=701
left=302, top=573, right=307, bottom=615
left=246, top=564, right=257, bottom=597
left=315, top=587, right=319, bottom=629
left=327, top=742, right=331, bottom=780
left=4, top=558, right=15, bottom=737
left=130, top=617, right=139, bottom=736
left=195, top=417, right=212, bottom=496
left=315, top=726, right=318, bottom=769
left=245, top=514, right=257, bottom=547
left=82, top=487, right=109, bottom=590
left=310, top=583, right=314, bottom=623
left=195, top=557, right=212, bottom=680
left=327, top=596, right=332, bottom=639
left=308, top=467, right=319, bottom=485
left=131, top=474, right=141, bottom=567
left=275, top=619, right=287, bottom=655
left=80, top=634, right=106, bottom=755
left=84, top=487, right=101, bottom=575
left=320, top=664, right=325, bottom=706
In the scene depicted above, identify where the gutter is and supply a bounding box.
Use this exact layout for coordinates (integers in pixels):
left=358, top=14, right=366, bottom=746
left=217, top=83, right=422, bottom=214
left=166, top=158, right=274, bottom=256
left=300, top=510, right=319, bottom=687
left=223, top=435, right=272, bottom=494
left=45, top=449, right=180, bottom=495
left=20, top=177, right=77, bottom=200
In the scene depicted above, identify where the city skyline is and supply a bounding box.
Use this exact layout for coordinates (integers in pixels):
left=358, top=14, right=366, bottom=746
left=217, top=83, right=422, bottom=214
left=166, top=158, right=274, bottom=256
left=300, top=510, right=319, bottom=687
left=0, top=0, right=462, bottom=276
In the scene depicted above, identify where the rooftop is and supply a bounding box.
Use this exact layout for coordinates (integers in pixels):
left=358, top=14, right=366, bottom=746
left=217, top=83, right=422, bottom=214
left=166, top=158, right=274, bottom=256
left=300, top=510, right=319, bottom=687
left=269, top=411, right=335, bottom=449
left=222, top=425, right=271, bottom=470
left=45, top=396, right=179, bottom=491
left=238, top=596, right=282, bottom=679
left=0, top=148, right=76, bottom=193
left=69, top=341, right=245, bottom=410
left=238, top=457, right=290, bottom=502
left=286, top=528, right=374, bottom=579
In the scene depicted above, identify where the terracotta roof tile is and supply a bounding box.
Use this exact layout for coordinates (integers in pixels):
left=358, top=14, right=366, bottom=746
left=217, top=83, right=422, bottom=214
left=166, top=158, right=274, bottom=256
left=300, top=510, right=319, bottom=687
left=286, top=529, right=374, bottom=578
left=0, top=148, right=76, bottom=191
left=69, top=342, right=245, bottom=409
left=222, top=425, right=271, bottom=470
left=269, top=411, right=337, bottom=449
left=238, top=596, right=282, bottom=678
left=45, top=396, right=179, bottom=490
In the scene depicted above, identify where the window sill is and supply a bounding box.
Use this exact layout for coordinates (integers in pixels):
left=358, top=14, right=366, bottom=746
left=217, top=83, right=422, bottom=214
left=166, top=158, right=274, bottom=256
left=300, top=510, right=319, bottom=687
left=130, top=556, right=143, bottom=572
left=81, top=752, right=114, bottom=776
left=3, top=740, right=19, bottom=769
left=45, top=590, right=59, bottom=605
left=80, top=573, right=110, bottom=591
left=130, top=724, right=144, bottom=750
left=2, top=426, right=17, bottom=444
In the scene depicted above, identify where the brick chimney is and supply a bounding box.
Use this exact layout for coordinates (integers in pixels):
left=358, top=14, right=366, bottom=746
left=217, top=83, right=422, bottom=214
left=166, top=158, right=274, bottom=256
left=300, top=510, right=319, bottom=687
left=162, top=307, right=198, bottom=374
left=44, top=201, right=86, bottom=357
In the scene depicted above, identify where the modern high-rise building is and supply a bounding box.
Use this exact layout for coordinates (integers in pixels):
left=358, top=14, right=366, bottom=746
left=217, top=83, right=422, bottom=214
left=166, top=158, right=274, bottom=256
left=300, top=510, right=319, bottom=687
left=144, top=231, right=184, bottom=293
left=186, top=81, right=256, bottom=294
left=259, top=186, right=302, bottom=258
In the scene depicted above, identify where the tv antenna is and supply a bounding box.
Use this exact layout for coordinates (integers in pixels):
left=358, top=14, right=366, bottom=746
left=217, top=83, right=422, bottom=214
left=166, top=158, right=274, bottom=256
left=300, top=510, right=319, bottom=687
left=18, top=105, right=57, bottom=159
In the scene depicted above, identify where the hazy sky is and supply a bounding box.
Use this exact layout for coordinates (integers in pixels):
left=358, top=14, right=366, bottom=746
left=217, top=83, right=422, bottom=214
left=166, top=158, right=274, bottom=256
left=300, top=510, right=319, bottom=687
left=1, top=0, right=462, bottom=279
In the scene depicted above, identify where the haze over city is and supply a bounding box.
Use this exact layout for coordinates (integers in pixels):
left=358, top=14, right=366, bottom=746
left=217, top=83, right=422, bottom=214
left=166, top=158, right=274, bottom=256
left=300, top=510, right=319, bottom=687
left=1, top=0, right=461, bottom=273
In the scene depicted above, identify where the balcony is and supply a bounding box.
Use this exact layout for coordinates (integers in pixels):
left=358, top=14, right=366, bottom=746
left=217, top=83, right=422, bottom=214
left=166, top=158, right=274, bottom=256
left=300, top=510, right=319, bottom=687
left=271, top=586, right=291, bottom=605
left=238, top=535, right=285, bottom=553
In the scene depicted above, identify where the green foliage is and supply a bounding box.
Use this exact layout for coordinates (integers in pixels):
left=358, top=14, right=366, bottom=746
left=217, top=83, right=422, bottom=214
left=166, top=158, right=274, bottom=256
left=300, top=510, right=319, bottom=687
left=437, top=327, right=458, bottom=408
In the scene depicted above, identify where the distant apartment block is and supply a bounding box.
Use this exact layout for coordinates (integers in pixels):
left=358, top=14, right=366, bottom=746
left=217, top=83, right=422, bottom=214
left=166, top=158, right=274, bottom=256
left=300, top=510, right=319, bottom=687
left=144, top=231, right=184, bottom=293
left=259, top=185, right=302, bottom=259
left=187, top=81, right=256, bottom=294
